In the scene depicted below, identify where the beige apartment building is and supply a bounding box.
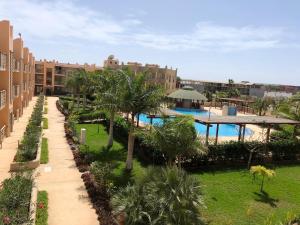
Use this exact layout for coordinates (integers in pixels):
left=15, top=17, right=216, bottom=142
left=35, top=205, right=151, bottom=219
left=35, top=60, right=101, bottom=95
left=0, top=20, right=35, bottom=143
left=104, top=55, right=177, bottom=93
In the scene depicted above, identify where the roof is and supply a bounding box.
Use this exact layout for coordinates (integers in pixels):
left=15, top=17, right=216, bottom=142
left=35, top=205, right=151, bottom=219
left=168, top=86, right=207, bottom=101
left=194, top=115, right=300, bottom=125
left=218, top=98, right=255, bottom=103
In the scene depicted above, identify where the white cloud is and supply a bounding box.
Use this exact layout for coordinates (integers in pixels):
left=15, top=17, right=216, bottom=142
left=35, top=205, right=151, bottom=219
left=0, top=0, right=288, bottom=51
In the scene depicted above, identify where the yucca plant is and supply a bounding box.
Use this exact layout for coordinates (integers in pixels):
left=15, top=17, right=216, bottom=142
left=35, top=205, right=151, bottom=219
left=250, top=165, right=275, bottom=192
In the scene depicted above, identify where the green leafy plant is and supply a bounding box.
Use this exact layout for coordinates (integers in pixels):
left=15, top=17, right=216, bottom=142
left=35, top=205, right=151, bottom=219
left=112, top=166, right=205, bottom=225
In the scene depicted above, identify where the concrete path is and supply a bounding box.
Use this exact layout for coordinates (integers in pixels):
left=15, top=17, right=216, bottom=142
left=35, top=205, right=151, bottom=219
left=0, top=97, right=37, bottom=183
left=37, top=97, right=99, bottom=225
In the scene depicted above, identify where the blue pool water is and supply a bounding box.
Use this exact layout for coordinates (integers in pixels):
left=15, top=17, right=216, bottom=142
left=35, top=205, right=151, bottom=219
left=138, top=108, right=253, bottom=137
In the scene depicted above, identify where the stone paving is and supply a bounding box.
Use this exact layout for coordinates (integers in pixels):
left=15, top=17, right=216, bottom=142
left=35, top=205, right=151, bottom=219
left=37, top=97, right=98, bottom=225
left=0, top=97, right=37, bottom=182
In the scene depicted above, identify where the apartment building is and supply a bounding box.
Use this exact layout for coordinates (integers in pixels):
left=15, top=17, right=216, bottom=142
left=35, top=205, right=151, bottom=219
left=35, top=60, right=101, bottom=95
left=0, top=20, right=35, bottom=142
left=104, top=55, right=177, bottom=94
left=180, top=79, right=300, bottom=97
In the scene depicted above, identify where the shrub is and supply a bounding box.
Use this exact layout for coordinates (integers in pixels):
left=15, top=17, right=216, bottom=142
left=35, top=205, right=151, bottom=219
left=112, top=167, right=205, bottom=225
left=0, top=173, right=33, bottom=224
left=90, top=161, right=115, bottom=190
left=16, top=95, right=44, bottom=162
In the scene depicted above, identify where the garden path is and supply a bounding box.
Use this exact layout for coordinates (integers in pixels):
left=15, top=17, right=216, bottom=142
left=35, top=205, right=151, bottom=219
left=0, top=97, right=37, bottom=182
left=37, top=97, right=99, bottom=225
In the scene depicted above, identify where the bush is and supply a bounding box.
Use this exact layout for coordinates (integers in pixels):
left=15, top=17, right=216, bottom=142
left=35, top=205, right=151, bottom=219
left=0, top=173, right=33, bottom=224
left=16, top=95, right=44, bottom=162
left=112, top=167, right=205, bottom=225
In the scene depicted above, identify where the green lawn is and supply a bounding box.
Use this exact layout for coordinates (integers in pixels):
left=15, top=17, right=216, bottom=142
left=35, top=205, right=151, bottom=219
left=40, top=138, right=48, bottom=164
left=36, top=191, right=48, bottom=225
left=75, top=123, right=300, bottom=224
left=75, top=124, right=146, bottom=186
left=194, top=166, right=300, bottom=225
left=43, top=118, right=48, bottom=129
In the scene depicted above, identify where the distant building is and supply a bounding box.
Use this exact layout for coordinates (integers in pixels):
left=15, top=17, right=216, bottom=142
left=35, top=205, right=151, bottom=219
left=180, top=79, right=300, bottom=98
left=104, top=55, right=177, bottom=94
left=34, top=60, right=101, bottom=95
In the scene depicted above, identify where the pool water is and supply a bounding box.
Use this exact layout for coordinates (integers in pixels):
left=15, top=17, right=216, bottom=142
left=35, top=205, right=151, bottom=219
left=138, top=108, right=253, bottom=137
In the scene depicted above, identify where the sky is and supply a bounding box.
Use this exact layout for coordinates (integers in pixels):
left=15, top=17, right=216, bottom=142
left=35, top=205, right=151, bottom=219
left=1, top=0, right=300, bottom=85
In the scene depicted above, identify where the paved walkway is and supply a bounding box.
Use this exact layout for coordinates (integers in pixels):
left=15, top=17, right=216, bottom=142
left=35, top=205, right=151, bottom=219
left=0, top=97, right=37, bottom=182
left=37, top=97, right=99, bottom=225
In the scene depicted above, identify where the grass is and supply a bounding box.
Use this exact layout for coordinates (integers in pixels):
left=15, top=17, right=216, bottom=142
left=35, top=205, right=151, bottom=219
left=36, top=191, right=48, bottom=225
left=43, top=107, right=48, bottom=114
left=75, top=123, right=300, bottom=224
left=193, top=166, right=300, bottom=225
left=44, top=101, right=48, bottom=106
left=40, top=138, right=48, bottom=164
left=43, top=118, right=48, bottom=129
left=75, top=123, right=146, bottom=186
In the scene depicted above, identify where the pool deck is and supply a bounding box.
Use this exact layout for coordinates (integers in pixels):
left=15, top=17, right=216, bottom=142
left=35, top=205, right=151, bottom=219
left=203, top=107, right=270, bottom=143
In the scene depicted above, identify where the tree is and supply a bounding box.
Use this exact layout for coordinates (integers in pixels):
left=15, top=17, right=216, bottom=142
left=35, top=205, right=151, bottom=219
left=253, top=98, right=271, bottom=116
left=140, top=115, right=207, bottom=166
left=250, top=165, right=275, bottom=192
left=95, top=68, right=126, bottom=149
left=121, top=69, right=164, bottom=170
left=112, top=166, right=205, bottom=225
left=227, top=79, right=240, bottom=98
left=65, top=69, right=86, bottom=108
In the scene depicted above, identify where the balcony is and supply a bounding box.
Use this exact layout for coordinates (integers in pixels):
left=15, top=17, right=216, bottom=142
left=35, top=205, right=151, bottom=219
left=0, top=52, right=7, bottom=71
left=0, top=125, right=6, bottom=148
left=13, top=85, right=20, bottom=98
left=0, top=90, right=6, bottom=110
left=13, top=58, right=20, bottom=72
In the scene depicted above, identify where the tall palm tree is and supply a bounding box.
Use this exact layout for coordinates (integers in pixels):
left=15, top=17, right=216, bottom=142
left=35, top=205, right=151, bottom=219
left=112, top=166, right=205, bottom=225
left=121, top=69, right=164, bottom=170
left=140, top=115, right=207, bottom=166
left=96, top=68, right=126, bottom=149
left=65, top=69, right=86, bottom=108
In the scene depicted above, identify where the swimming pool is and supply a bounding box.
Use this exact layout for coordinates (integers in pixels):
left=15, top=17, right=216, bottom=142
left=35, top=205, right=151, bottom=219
left=138, top=108, right=253, bottom=137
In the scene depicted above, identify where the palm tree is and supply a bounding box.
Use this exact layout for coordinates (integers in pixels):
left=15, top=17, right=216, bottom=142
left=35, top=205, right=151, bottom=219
left=121, top=69, right=164, bottom=170
left=250, top=165, right=275, bottom=192
left=253, top=98, right=271, bottom=116
left=65, top=69, right=86, bottom=108
left=140, top=115, right=207, bottom=166
left=95, top=68, right=126, bottom=149
left=112, top=166, right=205, bottom=225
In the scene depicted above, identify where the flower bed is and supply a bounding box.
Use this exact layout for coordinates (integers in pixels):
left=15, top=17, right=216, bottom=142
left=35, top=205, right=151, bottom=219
left=11, top=95, right=44, bottom=171
left=0, top=173, right=33, bottom=224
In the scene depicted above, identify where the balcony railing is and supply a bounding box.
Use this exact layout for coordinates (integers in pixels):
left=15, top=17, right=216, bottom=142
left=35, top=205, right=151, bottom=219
left=13, top=58, right=20, bottom=72
left=0, top=52, right=7, bottom=71
left=0, top=90, right=6, bottom=109
left=0, top=125, right=6, bottom=148
left=14, top=85, right=20, bottom=98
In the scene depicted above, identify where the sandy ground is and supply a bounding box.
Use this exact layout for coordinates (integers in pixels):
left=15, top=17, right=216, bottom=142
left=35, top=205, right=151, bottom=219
left=0, top=97, right=37, bottom=183
left=37, top=97, right=98, bottom=225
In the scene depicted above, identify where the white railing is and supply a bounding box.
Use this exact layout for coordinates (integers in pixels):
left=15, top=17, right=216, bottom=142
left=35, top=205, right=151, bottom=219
left=0, top=90, right=6, bottom=109
left=0, top=52, right=7, bottom=71
left=0, top=125, right=6, bottom=148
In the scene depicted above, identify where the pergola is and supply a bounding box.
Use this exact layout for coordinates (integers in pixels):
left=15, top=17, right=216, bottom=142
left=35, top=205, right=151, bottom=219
left=168, top=86, right=207, bottom=109
left=218, top=97, right=255, bottom=114
left=148, top=109, right=300, bottom=145
left=194, top=115, right=300, bottom=145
